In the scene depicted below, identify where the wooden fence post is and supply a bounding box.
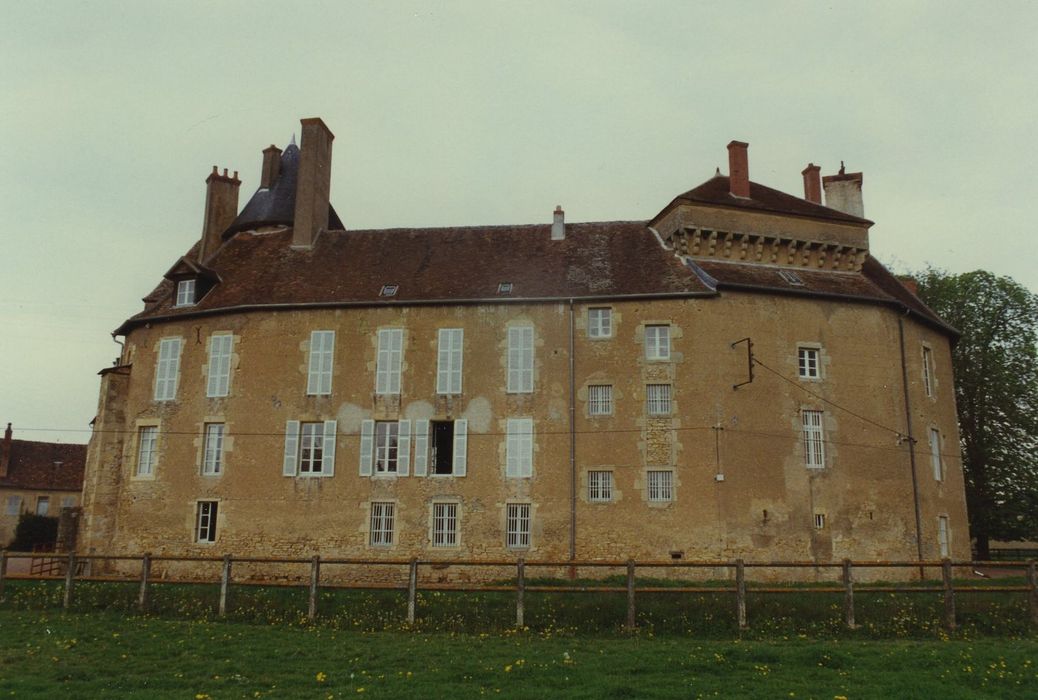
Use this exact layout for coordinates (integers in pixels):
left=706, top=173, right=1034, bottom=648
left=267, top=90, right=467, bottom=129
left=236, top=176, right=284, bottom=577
left=625, top=560, right=636, bottom=631
left=138, top=553, right=151, bottom=612
left=736, top=559, right=747, bottom=630
left=842, top=559, right=856, bottom=629
left=0, top=548, right=7, bottom=602
left=219, top=554, right=232, bottom=617
left=941, top=558, right=956, bottom=631
left=308, top=555, right=321, bottom=622
left=1028, top=560, right=1037, bottom=629
left=63, top=551, right=76, bottom=610
left=406, top=558, right=418, bottom=626
left=516, top=558, right=525, bottom=629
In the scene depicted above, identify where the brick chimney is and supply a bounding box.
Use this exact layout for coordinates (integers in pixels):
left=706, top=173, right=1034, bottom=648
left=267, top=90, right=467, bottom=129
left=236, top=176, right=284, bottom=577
left=898, top=276, right=919, bottom=296
left=198, top=167, right=241, bottom=263
left=822, top=162, right=865, bottom=218
left=551, top=205, right=565, bottom=241
left=727, top=140, right=750, bottom=198
left=1, top=423, right=11, bottom=479
left=260, top=145, right=282, bottom=189
left=293, top=117, right=335, bottom=249
left=802, top=163, right=822, bottom=204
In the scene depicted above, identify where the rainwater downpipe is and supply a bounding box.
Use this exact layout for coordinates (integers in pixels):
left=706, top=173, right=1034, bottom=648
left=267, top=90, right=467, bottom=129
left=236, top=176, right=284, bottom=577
left=568, top=298, right=577, bottom=562
left=897, top=311, right=926, bottom=578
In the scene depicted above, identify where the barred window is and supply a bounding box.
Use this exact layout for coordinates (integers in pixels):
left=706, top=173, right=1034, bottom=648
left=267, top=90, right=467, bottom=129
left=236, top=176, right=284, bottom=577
left=506, top=503, right=531, bottom=549
left=432, top=502, right=459, bottom=547
left=646, top=384, right=672, bottom=416
left=588, top=471, right=613, bottom=502
left=369, top=502, right=395, bottom=547
left=802, top=410, right=826, bottom=468
left=647, top=470, right=673, bottom=502
left=588, top=385, right=613, bottom=416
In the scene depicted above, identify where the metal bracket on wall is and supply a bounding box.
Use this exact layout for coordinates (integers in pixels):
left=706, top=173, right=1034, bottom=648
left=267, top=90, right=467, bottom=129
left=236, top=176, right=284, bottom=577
left=730, top=337, right=754, bottom=390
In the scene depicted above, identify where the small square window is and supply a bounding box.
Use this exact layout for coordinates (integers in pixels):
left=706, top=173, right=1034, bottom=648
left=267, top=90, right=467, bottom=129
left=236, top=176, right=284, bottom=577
left=814, top=513, right=826, bottom=529
left=196, top=501, right=218, bottom=543
left=175, top=279, right=197, bottom=307
left=588, top=385, right=613, bottom=416
left=646, top=384, right=672, bottom=416
left=647, top=470, right=673, bottom=502
left=798, top=347, right=820, bottom=379
left=506, top=503, right=531, bottom=549
left=778, top=270, right=804, bottom=286
left=645, top=325, right=671, bottom=360
left=588, top=308, right=612, bottom=338
left=370, top=502, right=395, bottom=546
left=588, top=471, right=613, bottom=502
left=498, top=282, right=513, bottom=294
left=380, top=284, right=398, bottom=297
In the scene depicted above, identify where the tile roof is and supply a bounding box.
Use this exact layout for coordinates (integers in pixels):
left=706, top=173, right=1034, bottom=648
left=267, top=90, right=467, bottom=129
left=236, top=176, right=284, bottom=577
left=1, top=439, right=86, bottom=492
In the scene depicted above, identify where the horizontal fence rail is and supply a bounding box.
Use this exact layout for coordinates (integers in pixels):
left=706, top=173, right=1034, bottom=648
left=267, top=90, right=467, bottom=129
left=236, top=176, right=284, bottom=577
left=0, top=548, right=1034, bottom=633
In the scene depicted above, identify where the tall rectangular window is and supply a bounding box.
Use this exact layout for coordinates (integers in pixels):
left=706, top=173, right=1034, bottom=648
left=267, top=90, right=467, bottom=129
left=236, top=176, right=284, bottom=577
left=206, top=333, right=233, bottom=398
left=175, top=279, right=196, bottom=307
left=922, top=346, right=935, bottom=397
left=507, top=326, right=534, bottom=393
left=307, top=330, right=335, bottom=395
left=202, top=423, right=224, bottom=476
left=36, top=497, right=49, bottom=516
left=645, top=325, right=670, bottom=361
left=436, top=328, right=464, bottom=395
left=196, top=501, right=218, bottom=543
left=937, top=516, right=950, bottom=557
left=647, top=470, right=674, bottom=502
left=432, top=502, right=458, bottom=547
left=798, top=347, right=820, bottom=379
left=153, top=338, right=182, bottom=401
left=588, top=308, right=612, bottom=338
left=929, top=427, right=943, bottom=481
left=506, top=503, right=531, bottom=549
left=369, top=502, right=395, bottom=547
left=376, top=328, right=403, bottom=395
left=136, top=426, right=158, bottom=476
left=375, top=421, right=400, bottom=474
left=588, top=471, right=613, bottom=502
left=646, top=384, right=672, bottom=416
left=814, top=513, right=827, bottom=529
left=802, top=410, right=826, bottom=469
left=588, top=385, right=613, bottom=416
left=299, top=422, right=325, bottom=474
left=283, top=420, right=336, bottom=477
left=506, top=418, right=534, bottom=478
left=5, top=496, right=21, bottom=515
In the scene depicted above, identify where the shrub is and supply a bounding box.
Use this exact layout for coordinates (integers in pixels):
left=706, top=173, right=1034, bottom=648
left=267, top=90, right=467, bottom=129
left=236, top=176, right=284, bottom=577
left=8, top=514, right=58, bottom=551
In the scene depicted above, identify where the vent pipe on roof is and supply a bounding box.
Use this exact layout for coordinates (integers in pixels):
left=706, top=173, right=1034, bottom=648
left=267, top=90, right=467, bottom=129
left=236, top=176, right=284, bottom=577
left=1, top=422, right=11, bottom=479
left=727, top=140, right=750, bottom=198
left=293, top=117, right=335, bottom=249
left=198, top=167, right=241, bottom=264
left=552, top=205, right=565, bottom=241
left=822, top=162, right=865, bottom=218
left=260, top=145, right=282, bottom=189
left=802, top=163, right=822, bottom=204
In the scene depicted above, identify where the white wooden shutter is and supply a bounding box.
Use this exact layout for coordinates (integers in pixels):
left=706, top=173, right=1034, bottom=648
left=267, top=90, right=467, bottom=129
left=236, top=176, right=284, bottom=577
left=397, top=420, right=411, bottom=476
left=322, top=420, right=337, bottom=476
left=359, top=419, right=374, bottom=476
left=453, top=419, right=468, bottom=477
left=451, top=329, right=463, bottom=394
left=506, top=419, right=520, bottom=477
left=413, top=419, right=429, bottom=476
left=283, top=420, right=300, bottom=476
left=437, top=330, right=450, bottom=394
left=207, top=334, right=233, bottom=398
left=520, top=419, right=533, bottom=477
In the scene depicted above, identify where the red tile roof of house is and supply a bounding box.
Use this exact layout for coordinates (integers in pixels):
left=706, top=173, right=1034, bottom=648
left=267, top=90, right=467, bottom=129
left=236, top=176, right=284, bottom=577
left=1, top=439, right=86, bottom=492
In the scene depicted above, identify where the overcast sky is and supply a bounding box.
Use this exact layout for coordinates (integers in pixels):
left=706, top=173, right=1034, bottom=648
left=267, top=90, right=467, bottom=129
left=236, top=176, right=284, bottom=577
left=3, top=1, right=1036, bottom=445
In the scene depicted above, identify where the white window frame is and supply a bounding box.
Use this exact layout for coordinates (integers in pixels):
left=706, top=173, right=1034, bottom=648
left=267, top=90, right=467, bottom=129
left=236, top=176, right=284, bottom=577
left=506, top=503, right=531, bottom=549
left=376, top=328, right=403, bottom=395
left=646, top=384, right=672, bottom=416
left=432, top=502, right=459, bottom=548
left=196, top=500, right=218, bottom=543
left=802, top=409, right=826, bottom=469
left=588, top=385, right=613, bottom=416
left=175, top=279, right=196, bottom=307
left=136, top=425, right=158, bottom=476
left=153, top=337, right=182, bottom=401
left=588, top=470, right=613, bottom=502
left=283, top=420, right=336, bottom=477
left=644, top=325, right=671, bottom=361
left=202, top=423, right=224, bottom=476
left=937, top=515, right=950, bottom=557
left=306, top=330, right=335, bottom=396
left=506, top=418, right=534, bottom=478
left=929, top=427, right=943, bottom=481
left=647, top=470, right=674, bottom=502
left=375, top=421, right=400, bottom=475
left=922, top=346, right=935, bottom=398
left=436, top=328, right=464, bottom=395
left=798, top=346, right=820, bottom=379
left=5, top=495, right=22, bottom=516
left=299, top=422, right=325, bottom=474
left=206, top=333, right=233, bottom=398
left=36, top=496, right=49, bottom=516
left=588, top=307, right=612, bottom=339
left=369, top=501, right=395, bottom=547
left=507, top=326, right=534, bottom=393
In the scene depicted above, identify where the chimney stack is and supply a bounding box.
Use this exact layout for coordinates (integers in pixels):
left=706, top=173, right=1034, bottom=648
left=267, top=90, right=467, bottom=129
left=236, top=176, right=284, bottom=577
left=822, top=162, right=865, bottom=218
left=260, top=145, right=282, bottom=189
left=727, top=140, right=750, bottom=198
left=551, top=205, right=565, bottom=241
left=1, top=423, right=11, bottom=479
left=293, top=117, right=335, bottom=249
left=802, top=163, right=822, bottom=204
left=198, top=167, right=241, bottom=263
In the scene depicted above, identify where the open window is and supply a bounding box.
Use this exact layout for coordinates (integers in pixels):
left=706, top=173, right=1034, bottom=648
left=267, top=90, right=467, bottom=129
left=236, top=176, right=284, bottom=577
left=413, top=419, right=467, bottom=477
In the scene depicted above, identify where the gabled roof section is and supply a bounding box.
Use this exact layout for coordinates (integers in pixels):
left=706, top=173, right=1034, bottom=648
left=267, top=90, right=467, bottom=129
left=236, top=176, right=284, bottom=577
left=162, top=256, right=220, bottom=282
left=651, top=174, right=873, bottom=227
left=1, top=439, right=86, bottom=492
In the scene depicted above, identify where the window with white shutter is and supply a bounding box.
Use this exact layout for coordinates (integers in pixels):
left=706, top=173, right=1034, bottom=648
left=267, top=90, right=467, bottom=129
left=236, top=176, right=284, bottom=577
left=376, top=328, right=403, bottom=395
left=206, top=333, right=233, bottom=398
left=374, top=421, right=400, bottom=474
left=413, top=419, right=429, bottom=476
left=802, top=410, right=826, bottom=468
left=506, top=418, right=533, bottom=478
left=282, top=420, right=335, bottom=477
left=359, top=420, right=374, bottom=476
left=507, top=326, right=534, bottom=393
left=153, top=338, right=182, bottom=401
left=283, top=421, right=300, bottom=476
left=397, top=420, right=411, bottom=476
left=437, top=328, right=463, bottom=395
left=306, top=331, right=335, bottom=395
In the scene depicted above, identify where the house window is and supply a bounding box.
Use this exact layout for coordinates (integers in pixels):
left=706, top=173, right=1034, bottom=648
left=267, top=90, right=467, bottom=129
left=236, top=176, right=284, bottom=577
left=412, top=419, right=465, bottom=477
left=929, top=428, right=943, bottom=481
left=588, top=385, right=613, bottom=416
left=814, top=513, right=826, bottom=529
left=282, top=420, right=337, bottom=477
left=202, top=423, right=224, bottom=476
left=175, top=279, right=196, bottom=307
left=299, top=423, right=326, bottom=474
left=136, top=426, right=158, bottom=476
left=61, top=496, right=76, bottom=509
left=506, top=503, right=531, bottom=549
left=5, top=496, right=22, bottom=515
left=206, top=333, right=233, bottom=398
left=647, top=470, right=673, bottom=502
left=306, top=330, right=335, bottom=395
left=506, top=418, right=534, bottom=478
left=436, top=328, right=464, bottom=395
left=369, top=502, right=395, bottom=547
left=645, top=325, right=670, bottom=361
left=196, top=501, right=218, bottom=543
left=937, top=515, right=950, bottom=557
left=922, top=346, right=935, bottom=397
left=430, top=421, right=458, bottom=475
left=646, top=384, right=672, bottom=416
left=432, top=502, right=459, bottom=547
left=153, top=337, right=182, bottom=401
left=588, top=307, right=612, bottom=338
left=802, top=410, right=826, bottom=468
left=36, top=497, right=50, bottom=516
left=798, top=347, right=820, bottom=379
left=588, top=471, right=613, bottom=502
left=507, top=326, right=534, bottom=393
left=375, top=421, right=400, bottom=474
left=376, top=328, right=403, bottom=395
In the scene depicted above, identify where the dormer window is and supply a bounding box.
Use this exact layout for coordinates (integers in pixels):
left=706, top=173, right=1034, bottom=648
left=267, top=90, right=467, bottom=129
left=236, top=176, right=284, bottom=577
left=380, top=284, right=399, bottom=297
left=498, top=282, right=513, bottom=295
left=778, top=270, right=804, bottom=286
left=175, top=279, right=197, bottom=307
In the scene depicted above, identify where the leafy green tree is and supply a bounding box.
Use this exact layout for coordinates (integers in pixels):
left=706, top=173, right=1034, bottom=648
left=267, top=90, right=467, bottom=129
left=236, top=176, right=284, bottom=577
left=914, top=269, right=1038, bottom=558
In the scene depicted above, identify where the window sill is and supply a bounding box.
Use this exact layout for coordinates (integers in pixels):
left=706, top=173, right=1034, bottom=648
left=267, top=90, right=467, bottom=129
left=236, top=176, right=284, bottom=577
left=293, top=473, right=335, bottom=479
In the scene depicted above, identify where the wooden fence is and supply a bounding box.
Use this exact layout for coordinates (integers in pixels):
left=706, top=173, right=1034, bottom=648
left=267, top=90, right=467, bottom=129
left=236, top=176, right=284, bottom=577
left=0, top=549, right=1035, bottom=632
